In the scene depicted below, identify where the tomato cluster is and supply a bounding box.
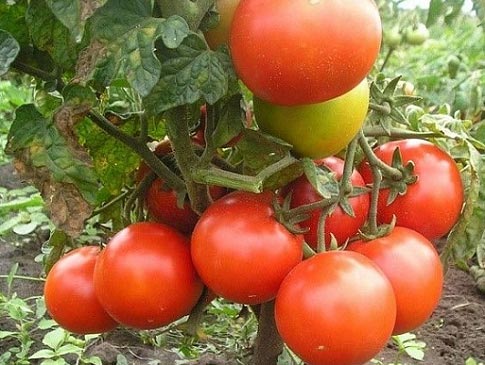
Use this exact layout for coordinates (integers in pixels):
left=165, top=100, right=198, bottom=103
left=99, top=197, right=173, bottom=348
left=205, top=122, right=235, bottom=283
left=43, top=2, right=465, bottom=365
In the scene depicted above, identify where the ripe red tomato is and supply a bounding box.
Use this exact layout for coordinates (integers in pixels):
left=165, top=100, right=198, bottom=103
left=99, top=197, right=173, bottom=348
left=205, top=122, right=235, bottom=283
left=275, top=251, right=396, bottom=365
left=282, top=157, right=370, bottom=249
left=191, top=191, right=304, bottom=305
left=229, top=0, right=382, bottom=105
left=137, top=139, right=226, bottom=234
left=44, top=246, right=117, bottom=334
left=358, top=139, right=464, bottom=240
left=348, top=226, right=444, bottom=335
left=253, top=79, right=369, bottom=159
left=94, top=222, right=204, bottom=329
left=204, top=0, right=240, bottom=49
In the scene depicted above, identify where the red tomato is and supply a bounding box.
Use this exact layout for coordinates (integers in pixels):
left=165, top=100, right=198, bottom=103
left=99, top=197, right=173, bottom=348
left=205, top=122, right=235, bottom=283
left=191, top=191, right=304, bottom=305
left=94, top=222, right=204, bottom=329
left=204, top=0, right=240, bottom=49
left=358, top=139, right=464, bottom=240
left=275, top=251, right=396, bottom=365
left=281, top=157, right=369, bottom=249
left=229, top=0, right=382, bottom=105
left=44, top=246, right=117, bottom=334
left=348, top=226, right=444, bottom=335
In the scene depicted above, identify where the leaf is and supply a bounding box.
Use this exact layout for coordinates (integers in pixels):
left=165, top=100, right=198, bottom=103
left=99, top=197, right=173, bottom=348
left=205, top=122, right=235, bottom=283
left=144, top=34, right=234, bottom=114
left=0, top=30, right=20, bottom=76
left=211, top=94, right=244, bottom=148
left=0, top=1, right=30, bottom=45
left=45, top=0, right=106, bottom=42
left=443, top=145, right=485, bottom=269
left=42, top=328, right=66, bottom=350
left=6, top=104, right=97, bottom=237
left=301, top=159, right=339, bottom=200
left=26, top=0, right=81, bottom=70
left=0, top=331, right=16, bottom=339
left=29, top=349, right=57, bottom=360
left=57, top=343, right=83, bottom=356
left=89, top=0, right=190, bottom=96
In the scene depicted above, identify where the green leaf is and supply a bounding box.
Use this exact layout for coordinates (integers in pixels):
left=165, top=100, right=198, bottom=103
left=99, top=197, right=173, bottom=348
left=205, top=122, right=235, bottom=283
left=443, top=145, right=485, bottom=269
left=42, top=328, right=67, bottom=350
left=29, top=349, right=56, bottom=360
left=211, top=94, right=244, bottom=148
left=0, top=331, right=16, bottom=339
left=6, top=104, right=99, bottom=205
left=144, top=34, right=233, bottom=114
left=57, top=343, right=83, bottom=356
left=301, top=159, right=339, bottom=200
left=89, top=0, right=190, bottom=96
left=0, top=30, right=20, bottom=76
left=45, top=0, right=107, bottom=42
left=26, top=0, right=81, bottom=70
left=0, top=1, right=30, bottom=45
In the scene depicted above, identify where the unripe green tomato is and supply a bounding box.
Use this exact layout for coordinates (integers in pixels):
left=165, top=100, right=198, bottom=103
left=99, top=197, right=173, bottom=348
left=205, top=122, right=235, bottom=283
left=404, top=23, right=429, bottom=46
left=254, top=78, right=369, bottom=159
left=384, top=27, right=402, bottom=48
left=447, top=55, right=461, bottom=79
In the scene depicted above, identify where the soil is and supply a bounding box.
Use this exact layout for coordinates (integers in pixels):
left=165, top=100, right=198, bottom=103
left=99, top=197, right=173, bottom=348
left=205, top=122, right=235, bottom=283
left=0, top=163, right=484, bottom=365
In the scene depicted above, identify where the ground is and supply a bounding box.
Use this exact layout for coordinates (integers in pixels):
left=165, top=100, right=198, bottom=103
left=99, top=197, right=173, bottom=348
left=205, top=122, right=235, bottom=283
left=0, top=164, right=484, bottom=364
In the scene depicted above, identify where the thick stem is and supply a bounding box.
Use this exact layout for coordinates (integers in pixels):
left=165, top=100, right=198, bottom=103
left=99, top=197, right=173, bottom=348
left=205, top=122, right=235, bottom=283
left=252, top=301, right=284, bottom=365
left=165, top=106, right=210, bottom=214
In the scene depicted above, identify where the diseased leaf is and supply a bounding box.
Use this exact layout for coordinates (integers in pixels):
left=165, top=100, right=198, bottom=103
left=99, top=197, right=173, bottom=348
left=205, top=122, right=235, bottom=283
left=6, top=104, right=98, bottom=237
left=89, top=0, right=190, bottom=96
left=144, top=34, right=234, bottom=114
left=26, top=0, right=81, bottom=70
left=0, top=30, right=20, bottom=76
left=301, top=158, right=339, bottom=200
left=45, top=0, right=106, bottom=42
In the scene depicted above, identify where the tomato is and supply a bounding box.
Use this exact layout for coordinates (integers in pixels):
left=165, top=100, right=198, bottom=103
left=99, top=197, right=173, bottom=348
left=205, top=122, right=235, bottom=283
left=204, top=0, right=240, bottom=50
left=404, top=23, right=429, bottom=46
left=348, top=226, right=443, bottom=335
left=94, top=222, right=204, bottom=329
left=281, top=157, right=369, bottom=249
left=384, top=27, right=402, bottom=48
left=358, top=139, right=464, bottom=240
left=137, top=139, right=226, bottom=234
left=191, top=191, right=304, bottom=305
left=275, top=251, right=396, bottom=365
left=229, top=0, right=382, bottom=106
left=44, top=246, right=117, bottom=334
left=254, top=79, right=369, bottom=159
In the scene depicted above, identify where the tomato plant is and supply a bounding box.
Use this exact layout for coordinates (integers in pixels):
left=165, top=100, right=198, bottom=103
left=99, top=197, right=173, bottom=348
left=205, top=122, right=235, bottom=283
left=281, top=157, right=370, bottom=249
left=348, top=226, right=444, bottom=335
left=358, top=139, right=464, bottom=240
left=94, top=222, right=204, bottom=330
left=254, top=79, right=370, bottom=159
left=204, top=0, right=240, bottom=49
left=275, top=251, right=396, bottom=365
left=191, top=191, right=304, bottom=305
left=229, top=0, right=382, bottom=105
left=44, top=246, right=118, bottom=335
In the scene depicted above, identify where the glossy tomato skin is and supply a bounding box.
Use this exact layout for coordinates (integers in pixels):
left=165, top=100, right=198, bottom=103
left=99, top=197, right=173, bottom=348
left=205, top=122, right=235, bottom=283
left=254, top=79, right=369, bottom=159
left=282, top=157, right=369, bottom=249
left=44, top=246, right=117, bottom=334
left=94, top=222, right=204, bottom=330
left=204, top=0, right=240, bottom=49
left=275, top=251, right=396, bottom=365
left=348, top=227, right=443, bottom=335
left=358, top=139, right=464, bottom=240
left=230, top=0, right=381, bottom=105
left=191, top=191, right=304, bottom=305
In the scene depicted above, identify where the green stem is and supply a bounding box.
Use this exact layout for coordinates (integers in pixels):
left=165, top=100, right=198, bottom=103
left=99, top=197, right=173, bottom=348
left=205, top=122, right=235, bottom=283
left=380, top=47, right=395, bottom=72
left=0, top=275, right=45, bottom=282
left=340, top=135, right=359, bottom=194
left=358, top=129, right=403, bottom=180
left=363, top=125, right=442, bottom=139
left=286, top=196, right=339, bottom=219
left=88, top=110, right=186, bottom=193
left=91, top=190, right=131, bottom=218
left=123, top=172, right=156, bottom=223
left=165, top=106, right=209, bottom=214
left=367, top=163, right=382, bottom=236
left=369, top=102, right=392, bottom=115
